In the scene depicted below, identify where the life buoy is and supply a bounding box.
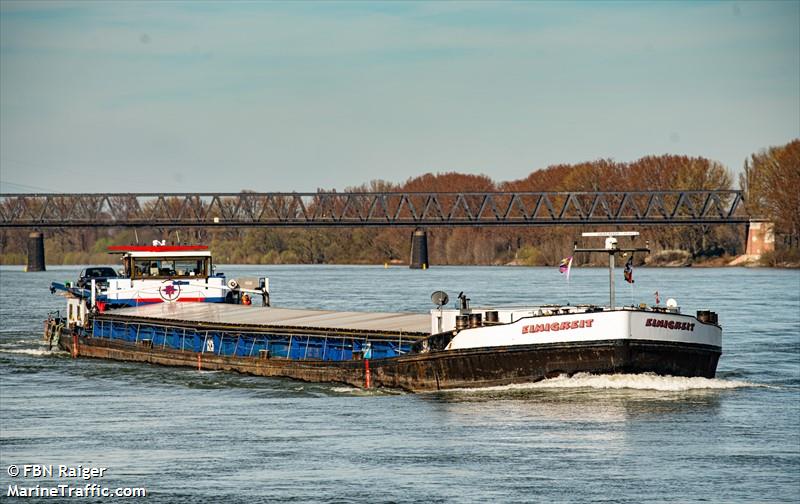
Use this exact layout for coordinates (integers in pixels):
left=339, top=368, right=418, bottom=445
left=242, top=294, right=252, bottom=306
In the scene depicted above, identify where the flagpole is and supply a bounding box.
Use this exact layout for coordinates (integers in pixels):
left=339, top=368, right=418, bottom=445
left=559, top=255, right=574, bottom=306
left=567, top=256, right=573, bottom=306
left=630, top=277, right=634, bottom=306
left=624, top=254, right=634, bottom=306
left=629, top=253, right=632, bottom=305
left=631, top=257, right=635, bottom=306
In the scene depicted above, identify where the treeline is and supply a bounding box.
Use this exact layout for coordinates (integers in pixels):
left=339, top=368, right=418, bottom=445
left=740, top=139, right=800, bottom=252
left=1, top=142, right=798, bottom=267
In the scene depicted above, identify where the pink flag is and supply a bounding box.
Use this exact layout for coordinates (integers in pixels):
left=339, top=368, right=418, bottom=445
left=558, top=256, right=573, bottom=280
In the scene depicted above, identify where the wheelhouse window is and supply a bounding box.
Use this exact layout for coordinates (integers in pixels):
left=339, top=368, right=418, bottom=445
left=132, top=257, right=209, bottom=279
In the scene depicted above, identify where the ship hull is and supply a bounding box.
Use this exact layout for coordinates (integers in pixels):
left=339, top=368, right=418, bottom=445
left=53, top=331, right=720, bottom=392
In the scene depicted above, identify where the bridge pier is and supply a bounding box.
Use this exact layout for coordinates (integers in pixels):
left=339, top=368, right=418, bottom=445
left=745, top=220, right=775, bottom=256
left=26, top=231, right=46, bottom=272
left=409, top=228, right=429, bottom=269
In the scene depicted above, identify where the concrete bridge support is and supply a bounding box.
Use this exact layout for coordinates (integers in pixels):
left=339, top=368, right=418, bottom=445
left=410, top=228, right=429, bottom=269
left=26, top=231, right=46, bottom=272
left=745, top=220, right=775, bottom=256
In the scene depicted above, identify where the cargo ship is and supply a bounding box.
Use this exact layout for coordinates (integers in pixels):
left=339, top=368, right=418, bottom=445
left=44, top=233, right=722, bottom=392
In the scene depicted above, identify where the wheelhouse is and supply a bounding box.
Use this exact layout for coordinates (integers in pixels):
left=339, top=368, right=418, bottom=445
left=108, top=245, right=213, bottom=280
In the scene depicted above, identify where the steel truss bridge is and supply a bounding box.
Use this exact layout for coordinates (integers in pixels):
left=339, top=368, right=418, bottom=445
left=0, top=190, right=746, bottom=228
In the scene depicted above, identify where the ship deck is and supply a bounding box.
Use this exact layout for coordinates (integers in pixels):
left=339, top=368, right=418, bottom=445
left=100, top=303, right=431, bottom=336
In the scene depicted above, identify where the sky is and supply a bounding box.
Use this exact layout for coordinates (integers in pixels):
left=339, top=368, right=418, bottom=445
left=1, top=0, right=798, bottom=193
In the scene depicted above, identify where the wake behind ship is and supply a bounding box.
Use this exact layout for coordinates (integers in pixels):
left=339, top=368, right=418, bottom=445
left=44, top=234, right=722, bottom=392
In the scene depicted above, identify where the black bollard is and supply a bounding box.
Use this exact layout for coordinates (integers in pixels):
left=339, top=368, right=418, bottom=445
left=26, top=231, right=46, bottom=272
left=409, top=228, right=429, bottom=270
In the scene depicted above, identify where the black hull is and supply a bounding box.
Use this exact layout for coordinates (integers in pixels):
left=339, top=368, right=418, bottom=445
left=55, top=332, right=720, bottom=392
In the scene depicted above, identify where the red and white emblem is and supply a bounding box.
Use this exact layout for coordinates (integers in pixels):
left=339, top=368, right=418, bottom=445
left=159, top=282, right=181, bottom=302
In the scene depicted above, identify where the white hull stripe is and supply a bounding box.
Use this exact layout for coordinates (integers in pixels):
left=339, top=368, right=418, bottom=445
left=447, top=310, right=721, bottom=350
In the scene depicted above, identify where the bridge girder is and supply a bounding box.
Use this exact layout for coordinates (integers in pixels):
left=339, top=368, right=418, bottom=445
left=0, top=191, right=747, bottom=228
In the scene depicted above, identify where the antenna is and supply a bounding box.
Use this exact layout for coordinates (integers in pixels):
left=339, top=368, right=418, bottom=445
left=431, top=291, right=449, bottom=334
left=457, top=292, right=469, bottom=312
left=431, top=291, right=449, bottom=307
left=574, top=231, right=650, bottom=310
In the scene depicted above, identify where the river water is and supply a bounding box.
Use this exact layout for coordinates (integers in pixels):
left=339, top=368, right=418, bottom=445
left=1, top=265, right=798, bottom=503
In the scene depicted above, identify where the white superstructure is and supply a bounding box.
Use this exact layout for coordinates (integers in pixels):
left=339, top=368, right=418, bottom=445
left=437, top=306, right=721, bottom=351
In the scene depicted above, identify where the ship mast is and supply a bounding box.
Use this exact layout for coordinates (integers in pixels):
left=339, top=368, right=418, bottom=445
left=574, top=231, right=650, bottom=309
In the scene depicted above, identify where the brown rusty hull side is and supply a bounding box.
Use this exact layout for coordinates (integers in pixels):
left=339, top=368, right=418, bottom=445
left=58, top=335, right=720, bottom=393
left=370, top=339, right=721, bottom=391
